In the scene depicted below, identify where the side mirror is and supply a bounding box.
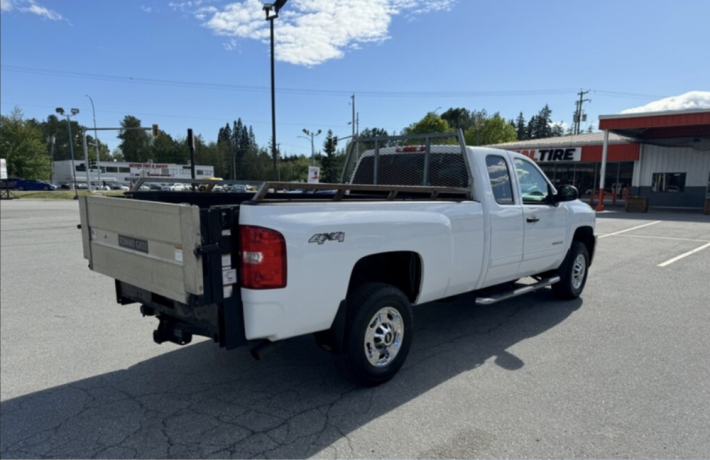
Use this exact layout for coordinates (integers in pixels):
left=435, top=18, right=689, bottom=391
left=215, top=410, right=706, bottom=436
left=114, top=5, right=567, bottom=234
left=554, top=185, right=579, bottom=203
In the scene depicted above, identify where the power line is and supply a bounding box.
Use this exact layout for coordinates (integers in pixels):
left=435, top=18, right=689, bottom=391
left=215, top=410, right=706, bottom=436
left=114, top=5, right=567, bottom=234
left=0, top=101, right=351, bottom=129
left=1, top=65, right=578, bottom=99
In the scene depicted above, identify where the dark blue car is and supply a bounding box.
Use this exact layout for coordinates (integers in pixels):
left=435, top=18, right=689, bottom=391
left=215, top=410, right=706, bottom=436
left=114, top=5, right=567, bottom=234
left=15, top=179, right=57, bottom=191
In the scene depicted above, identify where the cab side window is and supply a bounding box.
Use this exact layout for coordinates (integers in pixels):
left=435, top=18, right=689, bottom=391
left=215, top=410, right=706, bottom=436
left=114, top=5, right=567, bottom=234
left=486, top=155, right=514, bottom=205
left=514, top=158, right=550, bottom=204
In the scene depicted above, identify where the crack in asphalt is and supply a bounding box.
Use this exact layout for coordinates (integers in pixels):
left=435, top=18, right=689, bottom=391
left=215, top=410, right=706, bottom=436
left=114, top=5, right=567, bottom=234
left=2, top=297, right=553, bottom=459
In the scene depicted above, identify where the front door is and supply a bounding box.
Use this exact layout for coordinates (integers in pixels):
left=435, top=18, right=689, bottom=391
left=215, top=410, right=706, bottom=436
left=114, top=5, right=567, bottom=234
left=512, top=157, right=568, bottom=276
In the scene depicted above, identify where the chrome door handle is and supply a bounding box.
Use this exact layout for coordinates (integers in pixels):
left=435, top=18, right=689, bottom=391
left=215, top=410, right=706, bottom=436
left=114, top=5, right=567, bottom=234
left=526, top=216, right=540, bottom=223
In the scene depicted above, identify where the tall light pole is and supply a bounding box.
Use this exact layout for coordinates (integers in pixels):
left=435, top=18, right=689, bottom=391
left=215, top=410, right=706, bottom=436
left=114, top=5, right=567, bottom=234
left=56, top=107, right=80, bottom=199
left=47, top=134, right=56, bottom=184
left=85, top=95, right=102, bottom=186
left=302, top=128, right=321, bottom=166
left=263, top=0, right=288, bottom=179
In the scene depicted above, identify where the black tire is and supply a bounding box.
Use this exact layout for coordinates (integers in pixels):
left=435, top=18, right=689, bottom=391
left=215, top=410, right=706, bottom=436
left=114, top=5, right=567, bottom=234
left=552, top=241, right=589, bottom=299
left=17, top=186, right=24, bottom=191
left=334, top=283, right=413, bottom=386
left=43, top=186, right=49, bottom=191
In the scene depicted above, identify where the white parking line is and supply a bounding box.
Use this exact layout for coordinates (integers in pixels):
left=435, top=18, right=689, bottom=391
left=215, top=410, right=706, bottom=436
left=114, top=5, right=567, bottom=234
left=616, top=234, right=710, bottom=243
left=598, top=221, right=662, bottom=239
left=658, top=242, right=710, bottom=267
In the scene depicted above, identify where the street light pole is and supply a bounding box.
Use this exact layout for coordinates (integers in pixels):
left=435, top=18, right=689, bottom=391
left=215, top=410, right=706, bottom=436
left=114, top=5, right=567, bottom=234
left=56, top=107, right=80, bottom=199
left=263, top=0, right=288, bottom=179
left=302, top=129, right=321, bottom=166
left=48, top=135, right=56, bottom=184
left=86, top=95, right=102, bottom=186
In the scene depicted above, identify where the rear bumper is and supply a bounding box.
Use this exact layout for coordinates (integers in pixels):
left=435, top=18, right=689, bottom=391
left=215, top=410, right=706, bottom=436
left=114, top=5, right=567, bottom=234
left=116, top=280, right=247, bottom=349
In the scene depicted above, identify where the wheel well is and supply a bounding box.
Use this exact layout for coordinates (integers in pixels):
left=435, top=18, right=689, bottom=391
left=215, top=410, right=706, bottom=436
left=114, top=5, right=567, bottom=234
left=347, top=251, right=422, bottom=303
left=573, top=226, right=595, bottom=265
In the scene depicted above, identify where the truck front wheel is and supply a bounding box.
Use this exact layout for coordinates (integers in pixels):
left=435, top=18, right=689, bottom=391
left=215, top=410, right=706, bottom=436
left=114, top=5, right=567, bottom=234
left=552, top=241, right=589, bottom=299
left=334, top=283, right=413, bottom=386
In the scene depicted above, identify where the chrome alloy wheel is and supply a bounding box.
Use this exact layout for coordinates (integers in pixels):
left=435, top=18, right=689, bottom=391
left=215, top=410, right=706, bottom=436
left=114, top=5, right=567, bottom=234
left=363, top=307, right=404, bottom=367
left=572, top=253, right=587, bottom=290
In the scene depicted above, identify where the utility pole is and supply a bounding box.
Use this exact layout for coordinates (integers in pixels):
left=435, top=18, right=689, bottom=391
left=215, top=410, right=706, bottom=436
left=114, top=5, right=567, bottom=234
left=573, top=90, right=591, bottom=135
left=86, top=95, right=102, bottom=187
left=351, top=94, right=356, bottom=140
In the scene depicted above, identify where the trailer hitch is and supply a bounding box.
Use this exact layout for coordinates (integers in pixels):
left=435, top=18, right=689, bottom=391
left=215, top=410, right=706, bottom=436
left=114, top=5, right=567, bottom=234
left=153, top=319, right=193, bottom=346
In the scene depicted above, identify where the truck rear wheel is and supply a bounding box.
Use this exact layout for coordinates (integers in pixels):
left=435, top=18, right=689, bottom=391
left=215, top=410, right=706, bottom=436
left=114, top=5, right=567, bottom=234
left=334, top=283, right=413, bottom=386
left=552, top=241, right=589, bottom=299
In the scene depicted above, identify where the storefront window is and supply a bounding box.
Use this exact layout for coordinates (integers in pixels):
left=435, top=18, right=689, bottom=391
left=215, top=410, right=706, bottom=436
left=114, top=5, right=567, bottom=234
left=652, top=173, right=686, bottom=193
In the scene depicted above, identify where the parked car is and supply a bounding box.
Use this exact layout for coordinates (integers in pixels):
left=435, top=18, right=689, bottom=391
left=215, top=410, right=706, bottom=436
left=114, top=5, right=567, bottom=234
left=110, top=183, right=130, bottom=191
left=227, top=184, right=248, bottom=193
left=91, top=183, right=112, bottom=191
left=170, top=183, right=187, bottom=191
left=15, top=179, right=57, bottom=191
left=0, top=177, right=23, bottom=189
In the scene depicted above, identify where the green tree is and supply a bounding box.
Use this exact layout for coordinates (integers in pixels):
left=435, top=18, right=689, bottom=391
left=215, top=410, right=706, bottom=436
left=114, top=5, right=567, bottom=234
left=402, top=114, right=454, bottom=144
left=150, top=131, right=185, bottom=164
left=528, top=105, right=554, bottom=139
left=0, top=107, right=52, bottom=180
left=278, top=155, right=311, bottom=182
left=118, top=116, right=151, bottom=162
left=464, top=114, right=518, bottom=146
left=321, top=129, right=343, bottom=183
left=515, top=112, right=528, bottom=140
left=356, top=127, right=394, bottom=150
left=440, top=107, right=473, bottom=131
left=111, top=148, right=125, bottom=162
left=550, top=122, right=564, bottom=137
left=39, top=114, right=84, bottom=162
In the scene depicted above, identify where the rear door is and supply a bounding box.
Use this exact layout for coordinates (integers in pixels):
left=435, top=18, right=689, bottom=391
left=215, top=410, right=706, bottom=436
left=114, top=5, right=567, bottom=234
left=511, top=157, right=567, bottom=275
left=482, top=154, right=524, bottom=287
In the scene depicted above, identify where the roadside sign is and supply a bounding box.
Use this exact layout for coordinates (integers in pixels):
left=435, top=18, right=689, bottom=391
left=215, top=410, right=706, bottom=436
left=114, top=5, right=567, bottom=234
left=307, top=166, right=320, bottom=184
left=1, top=158, right=7, bottom=179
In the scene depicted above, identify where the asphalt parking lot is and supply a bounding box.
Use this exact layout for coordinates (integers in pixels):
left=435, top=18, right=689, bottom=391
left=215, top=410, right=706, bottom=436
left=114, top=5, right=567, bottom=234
left=1, top=200, right=709, bottom=459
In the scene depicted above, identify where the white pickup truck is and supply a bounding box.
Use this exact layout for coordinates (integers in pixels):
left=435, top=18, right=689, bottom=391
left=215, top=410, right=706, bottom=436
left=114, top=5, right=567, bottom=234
left=78, top=131, right=596, bottom=386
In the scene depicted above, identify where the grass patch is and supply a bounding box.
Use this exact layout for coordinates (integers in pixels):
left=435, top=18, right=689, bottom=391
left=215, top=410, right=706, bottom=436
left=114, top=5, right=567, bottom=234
left=3, top=190, right=126, bottom=200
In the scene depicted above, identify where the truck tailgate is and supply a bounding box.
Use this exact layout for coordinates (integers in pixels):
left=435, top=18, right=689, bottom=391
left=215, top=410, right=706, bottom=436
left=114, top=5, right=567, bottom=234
left=79, top=196, right=204, bottom=304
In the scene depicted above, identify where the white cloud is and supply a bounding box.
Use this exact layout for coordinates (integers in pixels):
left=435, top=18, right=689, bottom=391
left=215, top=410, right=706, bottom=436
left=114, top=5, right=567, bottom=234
left=180, top=0, right=456, bottom=66
left=21, top=0, right=63, bottom=20
left=141, top=5, right=153, bottom=13
left=3, top=0, right=65, bottom=20
left=621, top=91, right=710, bottom=114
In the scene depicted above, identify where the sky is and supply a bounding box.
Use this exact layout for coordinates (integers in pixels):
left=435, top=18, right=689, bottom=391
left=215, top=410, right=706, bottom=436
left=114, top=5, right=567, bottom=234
left=2, top=0, right=709, bottom=157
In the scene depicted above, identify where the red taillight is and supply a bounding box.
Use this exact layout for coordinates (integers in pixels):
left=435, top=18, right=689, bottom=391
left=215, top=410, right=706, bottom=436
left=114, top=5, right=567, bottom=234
left=240, top=225, right=287, bottom=289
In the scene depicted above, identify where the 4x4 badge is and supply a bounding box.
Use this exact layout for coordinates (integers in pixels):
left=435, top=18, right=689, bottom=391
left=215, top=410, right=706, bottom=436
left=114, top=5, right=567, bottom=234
left=309, top=232, right=345, bottom=245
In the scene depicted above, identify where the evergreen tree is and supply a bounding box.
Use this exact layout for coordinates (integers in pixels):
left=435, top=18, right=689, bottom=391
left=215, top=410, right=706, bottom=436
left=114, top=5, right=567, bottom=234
left=118, top=115, right=151, bottom=162
left=528, top=105, right=554, bottom=139
left=550, top=122, right=564, bottom=137
left=515, top=112, right=527, bottom=140
left=321, top=129, right=342, bottom=183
